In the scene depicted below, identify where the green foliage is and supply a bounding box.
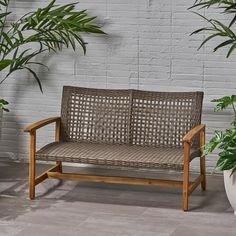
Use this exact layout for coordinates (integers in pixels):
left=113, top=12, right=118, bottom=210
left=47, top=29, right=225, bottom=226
left=204, top=126, right=236, bottom=175
left=203, top=97, right=236, bottom=175
left=190, top=1, right=236, bottom=174
left=0, top=98, right=9, bottom=112
left=212, top=95, right=236, bottom=112
left=0, top=0, right=105, bottom=112
left=190, top=0, right=236, bottom=57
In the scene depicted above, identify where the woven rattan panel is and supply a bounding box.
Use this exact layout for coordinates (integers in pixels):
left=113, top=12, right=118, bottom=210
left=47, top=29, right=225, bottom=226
left=131, top=90, right=203, bottom=148
left=61, top=86, right=132, bottom=144
left=36, top=142, right=199, bottom=170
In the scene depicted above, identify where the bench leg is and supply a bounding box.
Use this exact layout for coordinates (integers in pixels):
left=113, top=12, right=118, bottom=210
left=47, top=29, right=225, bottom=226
left=56, top=161, right=62, bottom=173
left=200, top=130, right=206, bottom=191
left=55, top=120, right=62, bottom=173
left=200, top=157, right=206, bottom=190
left=29, top=131, right=36, bottom=200
left=182, top=165, right=189, bottom=211
left=182, top=142, right=190, bottom=211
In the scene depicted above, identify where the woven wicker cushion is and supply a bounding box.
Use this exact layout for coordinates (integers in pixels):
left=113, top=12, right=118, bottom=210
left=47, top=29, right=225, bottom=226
left=61, top=86, right=132, bottom=144
left=36, top=142, right=200, bottom=170
left=131, top=90, right=203, bottom=148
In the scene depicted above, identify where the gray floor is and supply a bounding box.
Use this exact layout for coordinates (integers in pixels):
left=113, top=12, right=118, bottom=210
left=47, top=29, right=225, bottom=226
left=0, top=160, right=235, bottom=236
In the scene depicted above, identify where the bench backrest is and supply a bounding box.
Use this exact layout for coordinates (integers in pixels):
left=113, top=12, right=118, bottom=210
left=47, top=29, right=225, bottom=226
left=61, top=86, right=203, bottom=148
left=131, top=90, right=203, bottom=148
left=61, top=87, right=132, bottom=144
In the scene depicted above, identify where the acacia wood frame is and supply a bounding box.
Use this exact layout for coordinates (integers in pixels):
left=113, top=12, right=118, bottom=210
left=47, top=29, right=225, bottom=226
left=24, top=117, right=206, bottom=211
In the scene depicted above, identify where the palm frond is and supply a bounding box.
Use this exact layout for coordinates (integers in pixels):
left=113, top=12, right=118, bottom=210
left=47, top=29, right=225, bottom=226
left=0, top=0, right=105, bottom=95
left=190, top=3, right=236, bottom=56
left=0, top=0, right=9, bottom=7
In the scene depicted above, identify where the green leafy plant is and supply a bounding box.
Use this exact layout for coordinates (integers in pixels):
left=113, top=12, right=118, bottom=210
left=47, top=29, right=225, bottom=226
left=0, top=99, right=9, bottom=112
left=0, top=0, right=105, bottom=112
left=203, top=96, right=236, bottom=174
left=190, top=0, right=236, bottom=174
left=190, top=0, right=236, bottom=57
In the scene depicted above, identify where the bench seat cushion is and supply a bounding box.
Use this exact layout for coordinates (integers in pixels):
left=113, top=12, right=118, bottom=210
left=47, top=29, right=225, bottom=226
left=36, top=142, right=200, bottom=170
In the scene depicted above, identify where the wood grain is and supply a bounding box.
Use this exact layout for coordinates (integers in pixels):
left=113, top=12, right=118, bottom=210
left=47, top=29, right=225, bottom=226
left=24, top=117, right=61, bottom=133
left=182, top=142, right=190, bottom=211
left=47, top=171, right=185, bottom=188
left=29, top=131, right=36, bottom=200
left=183, top=124, right=205, bottom=143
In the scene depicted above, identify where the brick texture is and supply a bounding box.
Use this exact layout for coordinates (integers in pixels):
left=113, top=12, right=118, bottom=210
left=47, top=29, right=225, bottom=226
left=1, top=0, right=236, bottom=172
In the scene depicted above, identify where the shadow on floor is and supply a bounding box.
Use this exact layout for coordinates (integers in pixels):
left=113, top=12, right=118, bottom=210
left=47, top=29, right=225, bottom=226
left=0, top=160, right=232, bottom=221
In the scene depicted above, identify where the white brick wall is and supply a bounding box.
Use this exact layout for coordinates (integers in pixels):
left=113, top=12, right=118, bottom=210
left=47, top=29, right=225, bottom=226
left=1, top=0, right=236, bottom=172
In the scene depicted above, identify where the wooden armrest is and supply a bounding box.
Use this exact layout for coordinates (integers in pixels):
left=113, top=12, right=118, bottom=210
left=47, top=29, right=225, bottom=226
left=183, top=124, right=205, bottom=143
left=24, top=117, right=61, bottom=133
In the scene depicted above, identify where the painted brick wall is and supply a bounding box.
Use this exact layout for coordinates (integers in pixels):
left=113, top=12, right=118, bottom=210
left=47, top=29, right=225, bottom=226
left=1, top=0, right=236, bottom=172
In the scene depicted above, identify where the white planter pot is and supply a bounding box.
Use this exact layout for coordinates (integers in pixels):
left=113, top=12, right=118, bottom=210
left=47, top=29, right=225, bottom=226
left=224, top=170, right=236, bottom=216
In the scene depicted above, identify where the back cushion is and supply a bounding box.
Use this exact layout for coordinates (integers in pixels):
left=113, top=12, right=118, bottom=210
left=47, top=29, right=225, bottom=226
left=61, top=86, right=131, bottom=144
left=131, top=90, right=203, bottom=148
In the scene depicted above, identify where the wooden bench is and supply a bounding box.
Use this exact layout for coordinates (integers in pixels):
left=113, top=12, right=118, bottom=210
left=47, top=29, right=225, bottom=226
left=24, top=86, right=206, bottom=211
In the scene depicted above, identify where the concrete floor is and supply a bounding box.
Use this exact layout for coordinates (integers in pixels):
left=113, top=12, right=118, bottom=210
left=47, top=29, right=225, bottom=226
left=0, top=160, right=235, bottom=236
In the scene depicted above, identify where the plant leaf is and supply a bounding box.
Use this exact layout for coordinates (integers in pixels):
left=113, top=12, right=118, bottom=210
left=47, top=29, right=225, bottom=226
left=23, top=66, right=43, bottom=93
left=0, top=59, right=13, bottom=71
left=227, top=43, right=236, bottom=57
left=212, top=95, right=236, bottom=111
left=0, top=11, right=11, bottom=19
left=214, top=39, right=235, bottom=51
left=198, top=32, right=226, bottom=50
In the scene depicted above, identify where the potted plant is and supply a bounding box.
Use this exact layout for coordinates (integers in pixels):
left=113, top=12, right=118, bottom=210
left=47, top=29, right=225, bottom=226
left=0, top=0, right=105, bottom=110
left=190, top=0, right=236, bottom=215
left=204, top=96, right=236, bottom=216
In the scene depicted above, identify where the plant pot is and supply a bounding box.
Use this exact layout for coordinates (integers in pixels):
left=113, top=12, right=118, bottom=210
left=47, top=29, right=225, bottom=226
left=223, top=170, right=236, bottom=216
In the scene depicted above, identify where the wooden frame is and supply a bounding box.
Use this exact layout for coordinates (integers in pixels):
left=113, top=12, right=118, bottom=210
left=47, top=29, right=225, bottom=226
left=24, top=118, right=206, bottom=211
left=24, top=117, right=61, bottom=200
